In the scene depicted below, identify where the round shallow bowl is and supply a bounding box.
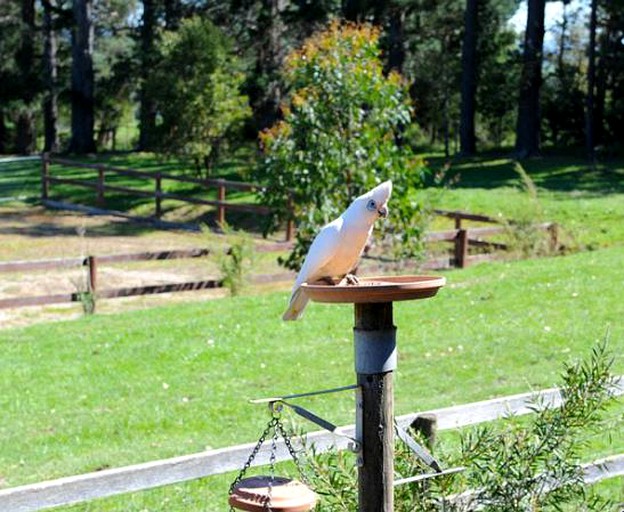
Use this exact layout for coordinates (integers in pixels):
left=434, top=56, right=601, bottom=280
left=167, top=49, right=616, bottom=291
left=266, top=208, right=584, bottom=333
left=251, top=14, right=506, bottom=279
left=301, top=275, right=446, bottom=304
left=229, top=476, right=318, bottom=512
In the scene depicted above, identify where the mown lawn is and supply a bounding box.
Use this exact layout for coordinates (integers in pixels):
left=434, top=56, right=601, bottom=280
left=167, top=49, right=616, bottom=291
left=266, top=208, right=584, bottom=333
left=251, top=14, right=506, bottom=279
left=1, top=150, right=622, bottom=508
left=1, top=245, right=623, bottom=510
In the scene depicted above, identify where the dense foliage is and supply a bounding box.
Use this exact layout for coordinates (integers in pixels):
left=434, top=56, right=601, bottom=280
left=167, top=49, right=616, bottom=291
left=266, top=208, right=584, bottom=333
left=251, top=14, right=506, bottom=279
left=257, top=22, right=428, bottom=269
left=1, top=0, right=623, bottom=158
left=145, top=17, right=250, bottom=174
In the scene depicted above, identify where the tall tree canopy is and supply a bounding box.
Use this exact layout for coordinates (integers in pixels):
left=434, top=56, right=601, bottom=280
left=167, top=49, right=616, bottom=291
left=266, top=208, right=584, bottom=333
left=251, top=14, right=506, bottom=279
left=0, top=0, right=623, bottom=158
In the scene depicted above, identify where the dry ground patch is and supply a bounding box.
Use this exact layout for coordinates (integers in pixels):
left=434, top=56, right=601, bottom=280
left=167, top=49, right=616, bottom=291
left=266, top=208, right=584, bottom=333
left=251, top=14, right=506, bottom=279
left=0, top=205, right=290, bottom=329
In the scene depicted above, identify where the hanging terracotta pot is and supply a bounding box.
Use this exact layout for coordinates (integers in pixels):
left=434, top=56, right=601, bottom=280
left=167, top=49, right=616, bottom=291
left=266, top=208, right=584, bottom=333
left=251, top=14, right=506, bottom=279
left=229, top=475, right=318, bottom=512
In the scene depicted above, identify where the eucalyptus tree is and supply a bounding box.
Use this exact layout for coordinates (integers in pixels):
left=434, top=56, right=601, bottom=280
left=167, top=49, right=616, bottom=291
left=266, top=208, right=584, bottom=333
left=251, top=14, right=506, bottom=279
left=42, top=0, right=60, bottom=152
left=514, top=0, right=546, bottom=157
left=258, top=23, right=428, bottom=269
left=68, top=0, right=96, bottom=153
left=145, top=16, right=251, bottom=174
left=459, top=0, right=478, bottom=155
left=0, top=1, right=22, bottom=153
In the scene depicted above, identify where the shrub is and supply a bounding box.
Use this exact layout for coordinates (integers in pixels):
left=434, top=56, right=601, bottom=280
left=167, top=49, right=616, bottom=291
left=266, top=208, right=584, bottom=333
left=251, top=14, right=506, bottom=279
left=146, top=17, right=251, bottom=176
left=256, top=21, right=428, bottom=270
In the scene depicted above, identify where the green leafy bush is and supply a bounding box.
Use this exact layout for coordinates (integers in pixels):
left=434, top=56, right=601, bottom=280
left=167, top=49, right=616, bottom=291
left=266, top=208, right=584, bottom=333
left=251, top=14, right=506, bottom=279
left=256, top=21, right=428, bottom=270
left=146, top=17, right=251, bottom=175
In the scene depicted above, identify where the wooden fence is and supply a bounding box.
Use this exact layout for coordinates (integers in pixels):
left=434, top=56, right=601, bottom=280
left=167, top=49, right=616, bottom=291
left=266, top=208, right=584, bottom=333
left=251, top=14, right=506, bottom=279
left=40, top=155, right=560, bottom=268
left=0, top=377, right=621, bottom=511
left=41, top=154, right=295, bottom=242
left=425, top=209, right=559, bottom=269
left=0, top=218, right=559, bottom=311
left=0, top=248, right=295, bottom=310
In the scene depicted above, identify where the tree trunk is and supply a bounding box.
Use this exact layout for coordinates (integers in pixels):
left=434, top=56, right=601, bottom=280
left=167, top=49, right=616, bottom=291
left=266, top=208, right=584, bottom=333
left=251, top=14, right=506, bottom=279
left=585, top=0, right=598, bottom=160
left=386, top=6, right=406, bottom=73
left=138, top=0, right=157, bottom=151
left=15, top=0, right=37, bottom=155
left=69, top=0, right=96, bottom=154
left=594, top=25, right=610, bottom=148
left=0, top=110, right=6, bottom=154
left=164, top=0, right=182, bottom=29
left=514, top=0, right=545, bottom=158
left=42, top=0, right=60, bottom=153
left=343, top=0, right=369, bottom=21
left=252, top=0, right=286, bottom=131
left=459, top=0, right=478, bottom=155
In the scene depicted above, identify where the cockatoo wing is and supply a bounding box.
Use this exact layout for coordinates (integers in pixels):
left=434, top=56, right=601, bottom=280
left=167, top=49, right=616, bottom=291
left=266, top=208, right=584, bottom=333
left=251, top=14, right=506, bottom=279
left=282, top=222, right=342, bottom=321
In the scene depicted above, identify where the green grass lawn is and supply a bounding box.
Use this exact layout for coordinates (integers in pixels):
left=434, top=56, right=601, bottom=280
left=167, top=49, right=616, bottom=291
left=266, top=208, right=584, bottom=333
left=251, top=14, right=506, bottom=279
left=1, top=150, right=623, bottom=508
left=1, top=245, right=623, bottom=510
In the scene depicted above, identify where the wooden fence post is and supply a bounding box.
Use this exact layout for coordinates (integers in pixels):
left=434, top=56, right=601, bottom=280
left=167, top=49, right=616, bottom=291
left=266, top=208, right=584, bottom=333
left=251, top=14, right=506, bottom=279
left=454, top=229, right=468, bottom=268
left=96, top=166, right=105, bottom=206
left=87, top=256, right=97, bottom=294
left=354, top=302, right=395, bottom=512
left=217, top=179, right=225, bottom=226
left=454, top=214, right=462, bottom=230
left=155, top=172, right=162, bottom=218
left=41, top=153, right=50, bottom=200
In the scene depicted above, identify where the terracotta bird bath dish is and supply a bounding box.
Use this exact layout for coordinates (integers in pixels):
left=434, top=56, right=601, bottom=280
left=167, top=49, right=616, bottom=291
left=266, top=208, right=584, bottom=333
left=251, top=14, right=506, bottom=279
left=301, top=275, right=446, bottom=304
left=229, top=476, right=318, bottom=512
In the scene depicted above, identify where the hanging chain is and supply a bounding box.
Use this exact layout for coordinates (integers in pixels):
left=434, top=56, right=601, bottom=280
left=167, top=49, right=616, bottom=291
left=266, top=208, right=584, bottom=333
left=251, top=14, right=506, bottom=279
left=229, top=400, right=317, bottom=511
left=263, top=420, right=280, bottom=511
left=276, top=418, right=313, bottom=485
left=229, top=416, right=278, bottom=496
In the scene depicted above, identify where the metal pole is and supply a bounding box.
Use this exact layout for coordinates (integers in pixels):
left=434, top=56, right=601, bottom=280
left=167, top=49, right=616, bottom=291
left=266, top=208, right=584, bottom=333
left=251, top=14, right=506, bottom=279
left=354, top=302, right=395, bottom=512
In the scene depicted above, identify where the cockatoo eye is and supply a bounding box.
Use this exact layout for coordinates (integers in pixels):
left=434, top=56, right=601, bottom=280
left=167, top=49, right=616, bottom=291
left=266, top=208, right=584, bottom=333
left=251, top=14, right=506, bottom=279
left=366, top=199, right=377, bottom=212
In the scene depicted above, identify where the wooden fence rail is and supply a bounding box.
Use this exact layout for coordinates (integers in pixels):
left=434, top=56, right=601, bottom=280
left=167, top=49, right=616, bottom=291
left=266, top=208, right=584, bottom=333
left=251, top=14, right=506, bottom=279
left=0, top=377, right=621, bottom=511
left=0, top=247, right=297, bottom=310
left=41, top=155, right=559, bottom=267
left=0, top=248, right=219, bottom=310
left=41, top=154, right=294, bottom=241
left=423, top=221, right=559, bottom=269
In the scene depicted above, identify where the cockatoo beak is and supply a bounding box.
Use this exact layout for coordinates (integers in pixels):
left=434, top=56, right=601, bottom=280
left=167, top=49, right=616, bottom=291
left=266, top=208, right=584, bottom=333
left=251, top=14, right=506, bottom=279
left=378, top=206, right=388, bottom=218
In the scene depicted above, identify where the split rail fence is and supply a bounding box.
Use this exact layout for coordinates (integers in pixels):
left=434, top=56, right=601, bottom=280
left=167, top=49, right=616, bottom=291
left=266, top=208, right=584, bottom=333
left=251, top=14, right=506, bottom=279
left=0, top=377, right=621, bottom=511
left=41, top=154, right=295, bottom=242
left=40, top=155, right=558, bottom=267
left=0, top=222, right=559, bottom=311
left=422, top=209, right=559, bottom=270
left=0, top=247, right=293, bottom=310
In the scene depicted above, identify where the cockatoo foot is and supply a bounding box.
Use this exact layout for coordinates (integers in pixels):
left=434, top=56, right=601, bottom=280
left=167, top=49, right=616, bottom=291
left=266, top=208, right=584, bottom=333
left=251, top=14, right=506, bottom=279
left=343, top=274, right=359, bottom=285
left=320, top=276, right=336, bottom=286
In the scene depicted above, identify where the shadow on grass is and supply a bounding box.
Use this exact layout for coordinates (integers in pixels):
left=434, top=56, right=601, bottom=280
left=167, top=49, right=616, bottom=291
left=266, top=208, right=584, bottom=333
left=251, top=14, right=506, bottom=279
left=425, top=149, right=624, bottom=196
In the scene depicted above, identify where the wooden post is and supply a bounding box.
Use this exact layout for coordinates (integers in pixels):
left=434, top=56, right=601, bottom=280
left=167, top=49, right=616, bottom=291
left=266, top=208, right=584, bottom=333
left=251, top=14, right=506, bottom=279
left=41, top=153, right=50, bottom=200
left=454, top=228, right=468, bottom=268
left=217, top=180, right=226, bottom=226
left=354, top=302, right=395, bottom=512
left=155, top=172, right=162, bottom=218
left=86, top=256, right=97, bottom=294
left=96, top=166, right=105, bottom=206
left=454, top=214, right=462, bottom=230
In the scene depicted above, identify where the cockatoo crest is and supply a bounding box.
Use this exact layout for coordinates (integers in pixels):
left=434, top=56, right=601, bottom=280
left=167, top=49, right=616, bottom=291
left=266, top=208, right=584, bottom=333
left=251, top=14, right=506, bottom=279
left=283, top=180, right=392, bottom=321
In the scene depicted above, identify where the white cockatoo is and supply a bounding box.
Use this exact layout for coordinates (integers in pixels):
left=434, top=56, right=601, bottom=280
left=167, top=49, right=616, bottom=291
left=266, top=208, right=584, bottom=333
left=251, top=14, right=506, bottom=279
left=282, top=180, right=393, bottom=321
